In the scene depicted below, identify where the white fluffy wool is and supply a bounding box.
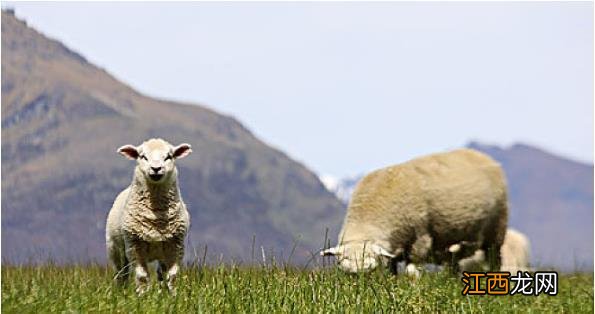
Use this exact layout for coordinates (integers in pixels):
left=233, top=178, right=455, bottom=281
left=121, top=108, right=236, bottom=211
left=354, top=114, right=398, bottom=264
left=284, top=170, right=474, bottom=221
left=106, top=138, right=191, bottom=295
left=323, top=148, right=509, bottom=274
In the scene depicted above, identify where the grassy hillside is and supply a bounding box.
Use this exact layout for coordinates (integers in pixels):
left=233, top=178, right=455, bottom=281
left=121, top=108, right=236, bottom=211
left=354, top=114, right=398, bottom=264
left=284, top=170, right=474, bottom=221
left=2, top=264, right=592, bottom=313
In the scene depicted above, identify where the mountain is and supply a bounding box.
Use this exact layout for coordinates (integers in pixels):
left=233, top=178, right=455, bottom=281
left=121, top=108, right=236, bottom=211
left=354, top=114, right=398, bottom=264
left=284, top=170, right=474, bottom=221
left=322, top=143, right=593, bottom=271
left=1, top=11, right=345, bottom=264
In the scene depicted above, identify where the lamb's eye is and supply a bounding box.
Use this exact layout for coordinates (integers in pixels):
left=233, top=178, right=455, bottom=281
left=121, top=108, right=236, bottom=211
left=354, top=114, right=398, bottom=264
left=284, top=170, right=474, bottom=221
left=140, top=155, right=148, bottom=161
left=165, top=155, right=172, bottom=161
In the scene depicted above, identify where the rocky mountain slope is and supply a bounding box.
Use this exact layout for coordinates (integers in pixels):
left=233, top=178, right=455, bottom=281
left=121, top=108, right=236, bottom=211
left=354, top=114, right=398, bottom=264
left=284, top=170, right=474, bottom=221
left=1, top=11, right=345, bottom=264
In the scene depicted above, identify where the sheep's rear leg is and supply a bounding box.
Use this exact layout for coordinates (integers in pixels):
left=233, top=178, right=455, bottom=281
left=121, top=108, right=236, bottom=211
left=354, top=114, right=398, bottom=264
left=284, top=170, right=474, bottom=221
left=157, top=261, right=168, bottom=291
left=113, top=257, right=130, bottom=286
left=107, top=239, right=129, bottom=286
left=157, top=261, right=165, bottom=282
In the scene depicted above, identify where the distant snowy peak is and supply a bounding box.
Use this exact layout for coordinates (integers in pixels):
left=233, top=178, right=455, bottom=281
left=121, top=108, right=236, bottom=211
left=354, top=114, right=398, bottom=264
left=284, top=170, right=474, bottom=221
left=319, top=175, right=339, bottom=192
left=320, top=174, right=362, bottom=204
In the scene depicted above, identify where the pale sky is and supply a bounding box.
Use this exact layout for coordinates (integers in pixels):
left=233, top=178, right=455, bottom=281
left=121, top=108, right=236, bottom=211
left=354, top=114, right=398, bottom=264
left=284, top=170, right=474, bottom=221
left=4, top=2, right=593, bottom=177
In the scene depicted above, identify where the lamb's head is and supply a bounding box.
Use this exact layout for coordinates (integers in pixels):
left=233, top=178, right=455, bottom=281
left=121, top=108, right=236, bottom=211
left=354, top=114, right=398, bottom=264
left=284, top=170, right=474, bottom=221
left=118, top=138, right=192, bottom=184
left=320, top=242, right=396, bottom=273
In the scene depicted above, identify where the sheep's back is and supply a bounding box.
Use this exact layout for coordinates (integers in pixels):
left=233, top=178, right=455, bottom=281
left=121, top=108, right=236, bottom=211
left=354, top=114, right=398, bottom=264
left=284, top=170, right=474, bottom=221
left=342, top=149, right=507, bottom=244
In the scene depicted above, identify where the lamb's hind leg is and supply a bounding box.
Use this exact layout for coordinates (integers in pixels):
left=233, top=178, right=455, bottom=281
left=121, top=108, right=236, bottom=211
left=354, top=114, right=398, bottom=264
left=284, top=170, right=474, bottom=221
left=107, top=238, right=129, bottom=286
left=157, top=261, right=168, bottom=291
left=157, top=261, right=165, bottom=282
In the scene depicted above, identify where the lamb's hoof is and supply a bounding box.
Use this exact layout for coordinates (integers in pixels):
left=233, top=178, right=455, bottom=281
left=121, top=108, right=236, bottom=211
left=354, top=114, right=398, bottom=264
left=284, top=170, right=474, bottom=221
left=168, top=287, right=177, bottom=297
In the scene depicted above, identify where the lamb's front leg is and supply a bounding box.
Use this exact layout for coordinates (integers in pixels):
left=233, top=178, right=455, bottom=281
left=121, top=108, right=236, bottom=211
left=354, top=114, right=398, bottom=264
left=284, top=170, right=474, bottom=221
left=406, top=234, right=433, bottom=278
left=448, top=241, right=481, bottom=272
left=134, top=262, right=150, bottom=295
left=162, top=237, right=184, bottom=296
left=128, top=239, right=150, bottom=295
left=164, top=262, right=180, bottom=296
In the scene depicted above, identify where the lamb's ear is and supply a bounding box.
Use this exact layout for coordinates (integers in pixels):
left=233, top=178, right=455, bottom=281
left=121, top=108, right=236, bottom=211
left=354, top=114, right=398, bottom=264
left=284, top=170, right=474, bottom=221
left=371, top=244, right=396, bottom=258
left=173, top=143, right=192, bottom=159
left=320, top=246, right=340, bottom=256
left=118, top=145, right=139, bottom=160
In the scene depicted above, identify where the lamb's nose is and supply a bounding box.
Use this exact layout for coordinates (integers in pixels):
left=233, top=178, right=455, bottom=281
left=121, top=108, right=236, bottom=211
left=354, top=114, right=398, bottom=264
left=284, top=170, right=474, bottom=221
left=151, top=166, right=162, bottom=173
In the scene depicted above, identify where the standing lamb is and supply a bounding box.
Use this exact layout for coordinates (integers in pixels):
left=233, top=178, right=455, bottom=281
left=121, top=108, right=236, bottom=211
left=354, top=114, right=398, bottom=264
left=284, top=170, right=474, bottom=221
left=106, top=138, right=192, bottom=295
left=321, top=148, right=508, bottom=275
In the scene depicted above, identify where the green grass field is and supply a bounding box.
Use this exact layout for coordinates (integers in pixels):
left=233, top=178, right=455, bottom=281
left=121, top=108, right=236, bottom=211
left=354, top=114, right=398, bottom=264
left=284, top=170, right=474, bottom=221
left=2, top=264, right=593, bottom=313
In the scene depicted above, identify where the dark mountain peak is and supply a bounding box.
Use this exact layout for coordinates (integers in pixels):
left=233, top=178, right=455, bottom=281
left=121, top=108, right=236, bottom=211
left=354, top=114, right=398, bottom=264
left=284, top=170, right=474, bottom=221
left=468, top=140, right=550, bottom=156
left=468, top=141, right=592, bottom=168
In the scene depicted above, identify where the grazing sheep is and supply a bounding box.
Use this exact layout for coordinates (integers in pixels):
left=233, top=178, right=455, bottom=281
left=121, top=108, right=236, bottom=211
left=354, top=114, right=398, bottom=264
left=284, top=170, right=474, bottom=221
left=321, top=149, right=508, bottom=275
left=457, top=229, right=531, bottom=273
left=106, top=138, right=192, bottom=295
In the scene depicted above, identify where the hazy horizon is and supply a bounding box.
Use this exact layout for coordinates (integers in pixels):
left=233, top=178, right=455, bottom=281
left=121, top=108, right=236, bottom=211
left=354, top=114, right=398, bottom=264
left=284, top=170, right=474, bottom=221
left=3, top=2, right=593, bottom=177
